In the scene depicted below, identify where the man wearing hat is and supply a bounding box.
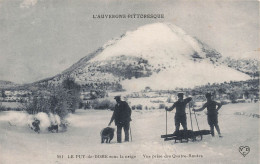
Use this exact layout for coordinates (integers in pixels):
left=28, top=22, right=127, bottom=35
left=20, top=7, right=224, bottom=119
left=193, top=93, right=222, bottom=137
left=165, top=93, right=192, bottom=133
left=108, top=96, right=132, bottom=143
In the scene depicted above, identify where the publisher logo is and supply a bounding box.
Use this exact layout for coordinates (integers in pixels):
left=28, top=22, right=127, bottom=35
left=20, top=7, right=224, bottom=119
left=239, top=146, right=250, bottom=157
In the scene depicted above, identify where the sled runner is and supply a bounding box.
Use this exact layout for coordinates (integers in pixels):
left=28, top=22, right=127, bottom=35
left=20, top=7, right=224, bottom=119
left=161, top=129, right=211, bottom=143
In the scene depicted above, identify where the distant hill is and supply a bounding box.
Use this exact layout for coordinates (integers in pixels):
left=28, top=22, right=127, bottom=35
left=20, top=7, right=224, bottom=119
left=0, top=80, right=19, bottom=89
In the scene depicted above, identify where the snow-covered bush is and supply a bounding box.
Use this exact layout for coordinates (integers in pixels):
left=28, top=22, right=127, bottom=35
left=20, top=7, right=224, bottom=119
left=27, top=112, right=63, bottom=133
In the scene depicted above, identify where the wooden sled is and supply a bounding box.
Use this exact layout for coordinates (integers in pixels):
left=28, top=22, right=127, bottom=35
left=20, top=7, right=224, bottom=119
left=161, top=130, right=211, bottom=143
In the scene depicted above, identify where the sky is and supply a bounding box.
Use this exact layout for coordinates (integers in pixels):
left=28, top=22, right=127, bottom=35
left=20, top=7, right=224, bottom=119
left=0, top=0, right=259, bottom=84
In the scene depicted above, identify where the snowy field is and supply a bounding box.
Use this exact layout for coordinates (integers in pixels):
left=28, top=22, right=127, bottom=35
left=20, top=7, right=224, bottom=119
left=0, top=103, right=259, bottom=164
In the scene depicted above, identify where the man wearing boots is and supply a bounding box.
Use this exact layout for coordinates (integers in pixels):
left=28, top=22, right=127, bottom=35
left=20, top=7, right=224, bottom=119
left=165, top=93, right=192, bottom=133
left=193, top=93, right=222, bottom=137
left=108, top=96, right=132, bottom=143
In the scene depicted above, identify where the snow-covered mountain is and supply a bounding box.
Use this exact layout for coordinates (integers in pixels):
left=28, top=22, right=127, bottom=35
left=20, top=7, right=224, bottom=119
left=23, top=23, right=252, bottom=91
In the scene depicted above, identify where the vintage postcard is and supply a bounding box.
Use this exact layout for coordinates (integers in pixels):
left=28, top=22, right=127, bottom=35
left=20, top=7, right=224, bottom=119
left=0, top=0, right=259, bottom=164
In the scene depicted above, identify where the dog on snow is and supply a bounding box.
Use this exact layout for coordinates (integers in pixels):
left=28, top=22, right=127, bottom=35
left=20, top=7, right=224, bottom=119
left=100, top=127, right=115, bottom=143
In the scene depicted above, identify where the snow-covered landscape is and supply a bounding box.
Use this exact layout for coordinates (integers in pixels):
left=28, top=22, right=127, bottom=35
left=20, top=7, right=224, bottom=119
left=0, top=103, right=258, bottom=164
left=0, top=20, right=258, bottom=164
left=0, top=1, right=259, bottom=164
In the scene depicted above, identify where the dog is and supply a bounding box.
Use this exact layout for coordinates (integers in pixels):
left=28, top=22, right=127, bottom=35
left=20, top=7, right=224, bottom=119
left=100, top=127, right=115, bottom=143
left=48, top=124, right=59, bottom=133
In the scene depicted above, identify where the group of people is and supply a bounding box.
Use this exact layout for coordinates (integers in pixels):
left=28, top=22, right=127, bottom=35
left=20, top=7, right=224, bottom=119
left=165, top=93, right=222, bottom=137
left=108, top=92, right=223, bottom=143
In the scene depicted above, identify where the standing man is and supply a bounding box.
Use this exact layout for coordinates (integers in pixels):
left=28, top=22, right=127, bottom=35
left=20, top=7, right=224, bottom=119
left=165, top=93, right=192, bottom=133
left=108, top=96, right=132, bottom=143
left=193, top=93, right=222, bottom=137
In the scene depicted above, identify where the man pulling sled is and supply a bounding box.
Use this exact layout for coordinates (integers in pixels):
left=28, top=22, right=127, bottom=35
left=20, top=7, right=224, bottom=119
left=161, top=93, right=211, bottom=143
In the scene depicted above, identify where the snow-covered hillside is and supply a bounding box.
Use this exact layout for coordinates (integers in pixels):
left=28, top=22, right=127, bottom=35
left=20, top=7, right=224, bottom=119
left=23, top=23, right=251, bottom=91
left=221, top=57, right=259, bottom=76
left=0, top=103, right=259, bottom=164
left=86, top=23, right=250, bottom=91
left=90, top=23, right=221, bottom=64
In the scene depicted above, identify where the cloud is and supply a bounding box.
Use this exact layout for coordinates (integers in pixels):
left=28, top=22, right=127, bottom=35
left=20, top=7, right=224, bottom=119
left=20, top=0, right=37, bottom=8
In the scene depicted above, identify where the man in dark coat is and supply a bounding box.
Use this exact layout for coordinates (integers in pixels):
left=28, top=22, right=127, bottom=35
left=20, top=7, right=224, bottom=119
left=165, top=93, right=192, bottom=133
left=193, top=93, right=222, bottom=137
left=108, top=96, right=132, bottom=143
